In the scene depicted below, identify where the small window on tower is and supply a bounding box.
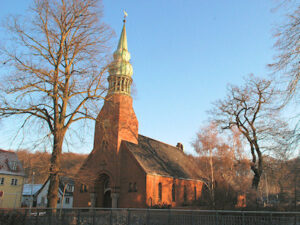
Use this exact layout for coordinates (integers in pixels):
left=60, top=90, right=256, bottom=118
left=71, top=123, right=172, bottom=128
left=121, top=79, right=124, bottom=91
left=102, top=140, right=108, bottom=150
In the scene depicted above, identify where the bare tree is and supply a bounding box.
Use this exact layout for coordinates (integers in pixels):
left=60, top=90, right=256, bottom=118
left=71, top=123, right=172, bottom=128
left=210, top=75, right=291, bottom=189
left=0, top=0, right=113, bottom=208
left=193, top=123, right=251, bottom=209
left=268, top=3, right=300, bottom=158
left=268, top=4, right=300, bottom=104
left=193, top=123, right=220, bottom=207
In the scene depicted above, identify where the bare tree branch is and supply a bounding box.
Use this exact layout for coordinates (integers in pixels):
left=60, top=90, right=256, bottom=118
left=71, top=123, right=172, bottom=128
left=0, top=0, right=113, bottom=209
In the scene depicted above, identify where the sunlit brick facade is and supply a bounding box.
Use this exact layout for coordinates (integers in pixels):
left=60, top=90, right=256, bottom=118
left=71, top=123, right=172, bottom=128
left=73, top=19, right=204, bottom=208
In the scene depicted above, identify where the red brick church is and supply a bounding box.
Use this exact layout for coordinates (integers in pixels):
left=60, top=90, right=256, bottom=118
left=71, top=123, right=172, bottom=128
left=73, top=19, right=204, bottom=208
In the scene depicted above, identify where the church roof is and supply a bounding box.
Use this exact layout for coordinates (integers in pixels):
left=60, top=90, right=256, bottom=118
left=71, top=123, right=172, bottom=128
left=123, top=135, right=203, bottom=181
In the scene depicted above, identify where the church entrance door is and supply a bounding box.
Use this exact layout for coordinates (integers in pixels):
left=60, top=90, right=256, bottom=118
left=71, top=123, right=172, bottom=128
left=95, top=174, right=112, bottom=208
left=103, top=190, right=112, bottom=208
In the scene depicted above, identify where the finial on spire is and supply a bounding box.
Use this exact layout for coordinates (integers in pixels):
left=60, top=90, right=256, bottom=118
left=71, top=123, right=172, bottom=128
left=123, top=10, right=128, bottom=23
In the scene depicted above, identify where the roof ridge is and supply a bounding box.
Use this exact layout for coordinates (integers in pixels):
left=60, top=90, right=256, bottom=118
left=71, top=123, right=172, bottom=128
left=124, top=134, right=203, bottom=180
left=0, top=149, right=15, bottom=153
left=137, top=134, right=182, bottom=151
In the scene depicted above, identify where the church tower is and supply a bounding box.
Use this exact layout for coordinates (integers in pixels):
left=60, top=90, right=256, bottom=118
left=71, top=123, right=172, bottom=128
left=93, top=18, right=138, bottom=152
left=75, top=18, right=139, bottom=208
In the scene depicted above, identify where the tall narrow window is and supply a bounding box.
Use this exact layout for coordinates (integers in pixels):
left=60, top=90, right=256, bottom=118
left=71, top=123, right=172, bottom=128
left=80, top=184, right=88, bottom=192
left=172, top=183, right=176, bottom=202
left=133, top=182, right=137, bottom=192
left=158, top=183, right=162, bottom=201
left=128, top=182, right=132, bottom=192
left=194, top=187, right=197, bottom=200
left=184, top=185, right=187, bottom=202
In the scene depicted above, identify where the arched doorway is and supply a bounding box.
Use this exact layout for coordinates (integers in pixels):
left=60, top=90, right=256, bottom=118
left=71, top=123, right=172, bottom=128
left=95, top=174, right=113, bottom=208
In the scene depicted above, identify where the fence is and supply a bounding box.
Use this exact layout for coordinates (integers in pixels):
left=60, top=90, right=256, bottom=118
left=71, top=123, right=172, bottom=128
left=0, top=208, right=299, bottom=225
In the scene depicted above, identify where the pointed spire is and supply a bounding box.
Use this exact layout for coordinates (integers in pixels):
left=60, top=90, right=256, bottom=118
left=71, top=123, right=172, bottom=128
left=107, top=16, right=133, bottom=96
left=112, top=19, right=131, bottom=63
left=117, top=22, right=128, bottom=51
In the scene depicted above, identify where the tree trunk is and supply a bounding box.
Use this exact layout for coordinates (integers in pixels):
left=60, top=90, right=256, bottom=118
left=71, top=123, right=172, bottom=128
left=251, top=153, right=263, bottom=189
left=47, top=130, right=65, bottom=210
left=251, top=167, right=261, bottom=189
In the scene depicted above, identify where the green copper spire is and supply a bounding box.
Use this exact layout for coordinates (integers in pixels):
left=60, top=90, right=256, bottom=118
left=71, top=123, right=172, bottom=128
left=117, top=23, right=128, bottom=51
left=111, top=21, right=132, bottom=70
left=108, top=19, right=133, bottom=96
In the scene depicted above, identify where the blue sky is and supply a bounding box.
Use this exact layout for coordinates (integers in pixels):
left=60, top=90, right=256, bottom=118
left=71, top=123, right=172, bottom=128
left=0, top=0, right=291, bottom=154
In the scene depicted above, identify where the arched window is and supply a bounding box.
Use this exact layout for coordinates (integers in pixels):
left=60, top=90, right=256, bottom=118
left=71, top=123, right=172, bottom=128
left=172, top=183, right=176, bottom=202
left=194, top=186, right=197, bottom=200
left=184, top=185, right=187, bottom=202
left=158, top=183, right=162, bottom=201
left=128, top=182, right=133, bottom=192
left=133, top=182, right=137, bottom=192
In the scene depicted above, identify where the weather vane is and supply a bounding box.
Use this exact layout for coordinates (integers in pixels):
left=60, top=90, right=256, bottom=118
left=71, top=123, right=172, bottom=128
left=123, top=10, right=128, bottom=23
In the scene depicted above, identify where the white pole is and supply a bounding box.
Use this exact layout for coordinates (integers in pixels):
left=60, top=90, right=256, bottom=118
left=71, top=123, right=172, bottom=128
left=30, top=171, right=35, bottom=211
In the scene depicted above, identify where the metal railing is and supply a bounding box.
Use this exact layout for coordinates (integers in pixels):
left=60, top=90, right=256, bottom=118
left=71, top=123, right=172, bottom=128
left=0, top=208, right=299, bottom=225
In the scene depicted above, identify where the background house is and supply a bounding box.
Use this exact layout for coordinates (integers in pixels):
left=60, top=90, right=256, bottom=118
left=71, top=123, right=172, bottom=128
left=0, top=149, right=25, bottom=208
left=22, top=184, right=43, bottom=207
left=25, top=177, right=74, bottom=208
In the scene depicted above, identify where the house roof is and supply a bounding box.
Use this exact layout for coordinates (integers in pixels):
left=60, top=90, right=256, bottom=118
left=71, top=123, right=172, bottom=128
left=59, top=176, right=75, bottom=195
left=35, top=176, right=75, bottom=197
left=22, top=184, right=43, bottom=196
left=0, top=149, right=25, bottom=176
left=123, top=135, right=203, bottom=181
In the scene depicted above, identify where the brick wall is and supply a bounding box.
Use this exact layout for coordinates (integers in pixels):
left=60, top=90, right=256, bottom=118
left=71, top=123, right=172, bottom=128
left=74, top=94, right=139, bottom=207
left=118, top=145, right=147, bottom=208
left=146, top=174, right=203, bottom=207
